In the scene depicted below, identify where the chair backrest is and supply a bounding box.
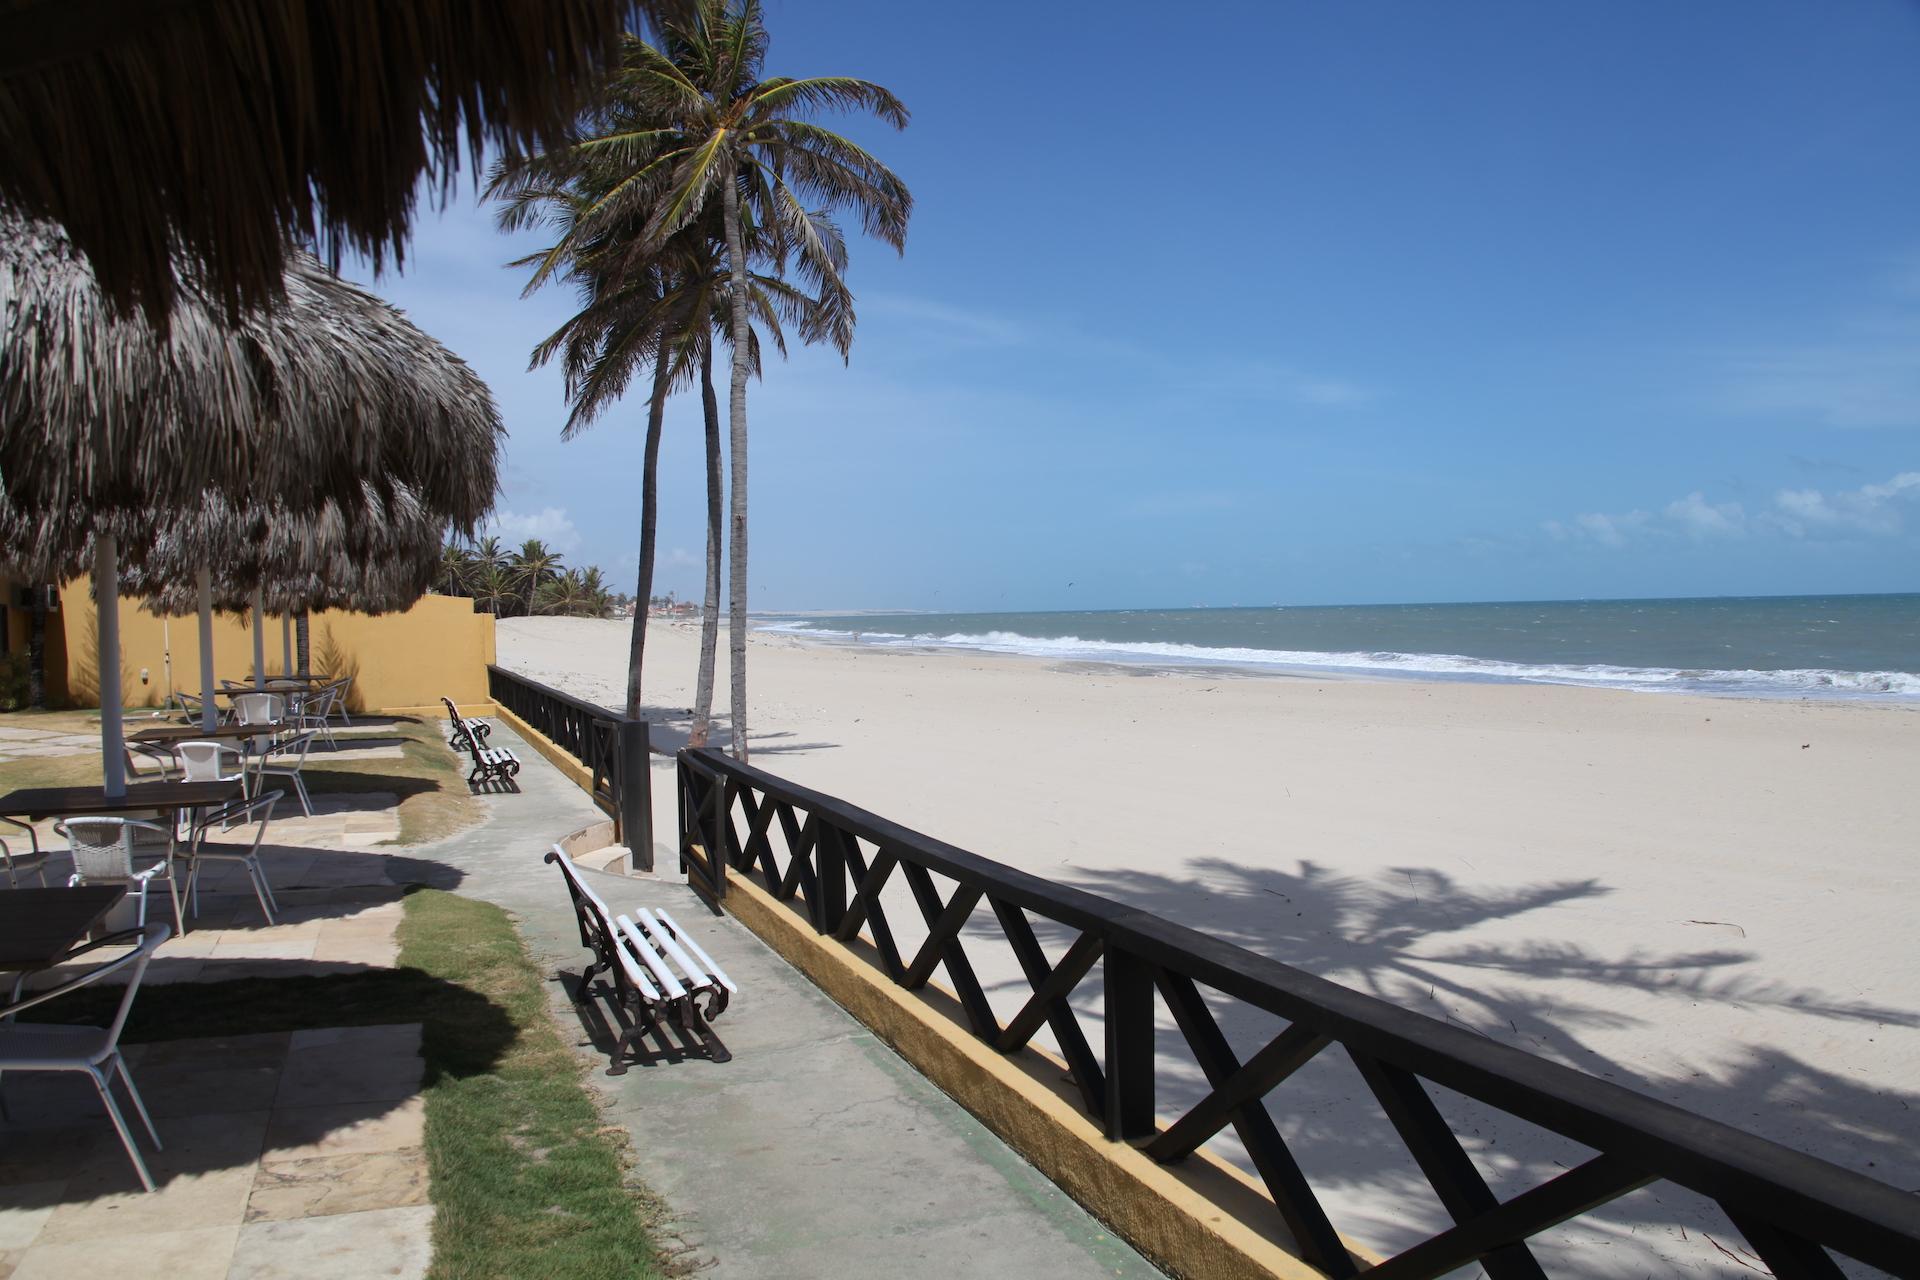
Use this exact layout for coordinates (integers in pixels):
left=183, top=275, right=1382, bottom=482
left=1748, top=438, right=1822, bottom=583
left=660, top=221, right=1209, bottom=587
left=233, top=692, right=285, bottom=725
left=199, top=790, right=281, bottom=856
left=2, top=924, right=170, bottom=1050
left=55, top=816, right=162, bottom=880
left=176, top=740, right=244, bottom=783
left=269, top=730, right=318, bottom=765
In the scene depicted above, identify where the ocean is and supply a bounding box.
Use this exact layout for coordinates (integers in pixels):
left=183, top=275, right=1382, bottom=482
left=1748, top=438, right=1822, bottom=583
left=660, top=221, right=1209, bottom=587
left=760, top=594, right=1920, bottom=700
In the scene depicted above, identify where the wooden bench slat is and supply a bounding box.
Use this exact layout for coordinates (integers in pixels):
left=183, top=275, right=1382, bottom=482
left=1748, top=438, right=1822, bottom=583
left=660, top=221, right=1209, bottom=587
left=615, top=913, right=690, bottom=1001
left=656, top=908, right=738, bottom=995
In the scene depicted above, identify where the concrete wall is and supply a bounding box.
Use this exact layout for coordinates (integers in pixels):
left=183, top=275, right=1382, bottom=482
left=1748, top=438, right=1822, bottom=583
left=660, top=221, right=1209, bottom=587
left=47, top=581, right=494, bottom=714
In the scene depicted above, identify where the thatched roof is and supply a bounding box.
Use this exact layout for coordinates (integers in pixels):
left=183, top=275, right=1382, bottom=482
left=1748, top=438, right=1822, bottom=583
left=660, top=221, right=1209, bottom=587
left=0, top=0, right=665, bottom=324
left=0, top=213, right=502, bottom=524
left=4, top=482, right=444, bottom=616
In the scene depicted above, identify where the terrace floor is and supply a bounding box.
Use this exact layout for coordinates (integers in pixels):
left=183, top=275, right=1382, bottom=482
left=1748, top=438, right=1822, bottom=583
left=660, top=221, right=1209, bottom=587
left=0, top=716, right=1162, bottom=1279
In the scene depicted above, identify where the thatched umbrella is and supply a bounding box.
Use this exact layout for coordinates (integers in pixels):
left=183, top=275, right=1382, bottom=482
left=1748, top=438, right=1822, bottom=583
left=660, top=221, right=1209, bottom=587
left=0, top=217, right=499, bottom=791
left=1, top=214, right=500, bottom=523
left=0, top=0, right=673, bottom=325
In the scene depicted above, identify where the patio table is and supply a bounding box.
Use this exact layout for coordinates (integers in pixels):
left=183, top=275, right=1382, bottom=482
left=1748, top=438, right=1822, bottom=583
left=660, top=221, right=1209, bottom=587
left=0, top=781, right=245, bottom=822
left=130, top=723, right=277, bottom=744
left=0, top=885, right=127, bottom=971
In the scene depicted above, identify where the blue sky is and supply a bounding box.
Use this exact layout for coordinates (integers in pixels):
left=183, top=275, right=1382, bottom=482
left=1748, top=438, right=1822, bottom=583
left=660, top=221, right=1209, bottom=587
left=349, top=0, right=1920, bottom=611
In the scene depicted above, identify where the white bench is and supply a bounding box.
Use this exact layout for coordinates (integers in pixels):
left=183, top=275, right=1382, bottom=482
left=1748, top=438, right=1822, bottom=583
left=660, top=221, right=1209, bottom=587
left=444, top=697, right=519, bottom=789
left=440, top=696, right=493, bottom=747
left=546, top=845, right=736, bottom=1067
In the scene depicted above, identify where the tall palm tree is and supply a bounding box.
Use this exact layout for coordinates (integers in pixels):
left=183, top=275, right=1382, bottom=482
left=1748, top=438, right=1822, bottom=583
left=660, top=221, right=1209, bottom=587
left=493, top=33, right=873, bottom=739
left=522, top=1, right=910, bottom=760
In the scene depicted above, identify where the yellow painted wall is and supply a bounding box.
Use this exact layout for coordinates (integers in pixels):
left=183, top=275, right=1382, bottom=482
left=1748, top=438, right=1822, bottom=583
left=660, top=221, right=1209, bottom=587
left=49, top=582, right=495, bottom=714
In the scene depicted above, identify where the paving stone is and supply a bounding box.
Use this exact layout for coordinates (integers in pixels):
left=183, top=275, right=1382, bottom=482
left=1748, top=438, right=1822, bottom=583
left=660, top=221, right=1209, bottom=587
left=0, top=1183, right=61, bottom=1250
left=261, top=1099, right=425, bottom=1164
left=11, top=1224, right=240, bottom=1280
left=244, top=1150, right=427, bottom=1222
left=226, top=1205, right=432, bottom=1280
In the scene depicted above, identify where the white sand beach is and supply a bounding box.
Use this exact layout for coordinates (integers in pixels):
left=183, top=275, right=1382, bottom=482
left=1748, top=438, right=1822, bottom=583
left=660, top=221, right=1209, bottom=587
left=500, top=614, right=1920, bottom=1272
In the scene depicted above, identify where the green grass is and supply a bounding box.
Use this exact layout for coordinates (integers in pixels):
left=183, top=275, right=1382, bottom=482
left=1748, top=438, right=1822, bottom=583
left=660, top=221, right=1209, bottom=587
left=32, top=889, right=667, bottom=1280
left=0, top=716, right=484, bottom=846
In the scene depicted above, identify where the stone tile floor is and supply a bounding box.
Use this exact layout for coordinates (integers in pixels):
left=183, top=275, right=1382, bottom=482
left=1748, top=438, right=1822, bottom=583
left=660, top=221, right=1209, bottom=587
left=0, top=1025, right=430, bottom=1280
left=0, top=785, right=436, bottom=1279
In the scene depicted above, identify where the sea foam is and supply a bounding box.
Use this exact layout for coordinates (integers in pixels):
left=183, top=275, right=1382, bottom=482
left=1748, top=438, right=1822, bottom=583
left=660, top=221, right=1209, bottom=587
left=756, top=622, right=1920, bottom=700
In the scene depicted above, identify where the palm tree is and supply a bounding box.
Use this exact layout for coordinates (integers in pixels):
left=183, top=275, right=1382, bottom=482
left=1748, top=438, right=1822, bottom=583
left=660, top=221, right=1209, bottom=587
left=578, top=566, right=614, bottom=618
left=437, top=540, right=473, bottom=596
left=470, top=563, right=515, bottom=617
left=468, top=536, right=510, bottom=611
left=492, top=28, right=880, bottom=738
left=513, top=1, right=910, bottom=760
left=510, top=539, right=566, bottom=616
left=535, top=568, right=592, bottom=616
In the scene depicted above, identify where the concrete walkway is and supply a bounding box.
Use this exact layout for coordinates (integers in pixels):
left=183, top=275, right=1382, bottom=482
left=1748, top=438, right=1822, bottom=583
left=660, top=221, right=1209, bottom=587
left=422, top=718, right=1162, bottom=1280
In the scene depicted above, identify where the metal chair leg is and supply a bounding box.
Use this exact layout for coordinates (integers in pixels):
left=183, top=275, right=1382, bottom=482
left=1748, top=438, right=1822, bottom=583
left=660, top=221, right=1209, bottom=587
left=89, top=1066, right=156, bottom=1192
left=110, top=1055, right=162, bottom=1150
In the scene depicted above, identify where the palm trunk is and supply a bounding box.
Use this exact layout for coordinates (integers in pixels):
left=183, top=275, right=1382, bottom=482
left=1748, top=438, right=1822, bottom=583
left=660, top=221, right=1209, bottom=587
left=722, top=177, right=752, bottom=761
left=26, top=586, right=46, bottom=710
left=691, top=343, right=723, bottom=748
left=296, top=613, right=311, bottom=677
left=626, top=345, right=672, bottom=720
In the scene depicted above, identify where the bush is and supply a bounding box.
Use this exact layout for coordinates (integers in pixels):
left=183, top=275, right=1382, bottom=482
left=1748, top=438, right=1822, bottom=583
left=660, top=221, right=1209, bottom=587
left=0, top=652, right=29, bottom=712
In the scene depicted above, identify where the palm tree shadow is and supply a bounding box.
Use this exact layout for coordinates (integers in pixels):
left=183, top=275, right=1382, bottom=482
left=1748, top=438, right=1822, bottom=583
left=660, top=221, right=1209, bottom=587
left=998, top=858, right=1920, bottom=1271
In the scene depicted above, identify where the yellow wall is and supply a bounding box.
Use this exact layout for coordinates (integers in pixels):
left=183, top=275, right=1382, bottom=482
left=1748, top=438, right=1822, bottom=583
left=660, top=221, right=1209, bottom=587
left=50, top=582, right=495, bottom=714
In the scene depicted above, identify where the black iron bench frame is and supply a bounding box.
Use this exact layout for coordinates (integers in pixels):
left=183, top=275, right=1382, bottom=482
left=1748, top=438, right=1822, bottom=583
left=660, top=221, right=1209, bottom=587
left=545, top=847, right=733, bottom=1069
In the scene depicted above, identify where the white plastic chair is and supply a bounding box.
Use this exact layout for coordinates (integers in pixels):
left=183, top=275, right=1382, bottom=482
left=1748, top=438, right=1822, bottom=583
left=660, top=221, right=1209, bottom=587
left=0, top=924, right=170, bottom=1191
left=57, top=816, right=185, bottom=936
left=0, top=816, right=48, bottom=889
left=181, top=791, right=282, bottom=924
left=230, top=691, right=285, bottom=731
left=255, top=732, right=316, bottom=818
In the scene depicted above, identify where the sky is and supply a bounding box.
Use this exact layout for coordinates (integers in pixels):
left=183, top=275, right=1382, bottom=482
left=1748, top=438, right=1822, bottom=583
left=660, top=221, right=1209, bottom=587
left=347, top=0, right=1920, bottom=612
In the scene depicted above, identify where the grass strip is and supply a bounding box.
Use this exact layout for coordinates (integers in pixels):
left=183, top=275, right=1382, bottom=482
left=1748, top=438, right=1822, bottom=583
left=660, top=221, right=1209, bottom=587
left=30, top=888, right=664, bottom=1280
left=0, top=715, right=484, bottom=846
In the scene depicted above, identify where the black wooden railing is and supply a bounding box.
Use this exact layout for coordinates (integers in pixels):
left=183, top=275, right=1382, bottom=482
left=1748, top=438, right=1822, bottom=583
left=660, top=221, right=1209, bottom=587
left=677, top=746, right=1920, bottom=1279
left=488, top=665, right=651, bottom=869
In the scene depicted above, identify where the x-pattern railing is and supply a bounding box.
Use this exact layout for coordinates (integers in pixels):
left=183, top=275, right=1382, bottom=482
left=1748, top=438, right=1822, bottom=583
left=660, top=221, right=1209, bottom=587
left=677, top=747, right=1919, bottom=1279
left=487, top=666, right=620, bottom=816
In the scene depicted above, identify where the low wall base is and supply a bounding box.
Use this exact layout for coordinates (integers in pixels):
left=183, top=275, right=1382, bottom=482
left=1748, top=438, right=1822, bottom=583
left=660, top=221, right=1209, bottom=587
left=716, top=866, right=1373, bottom=1280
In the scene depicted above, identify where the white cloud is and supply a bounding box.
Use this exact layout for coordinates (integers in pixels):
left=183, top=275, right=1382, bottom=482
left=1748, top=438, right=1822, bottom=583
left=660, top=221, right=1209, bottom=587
left=1766, top=471, right=1920, bottom=538
left=1664, top=491, right=1746, bottom=539
left=482, top=506, right=581, bottom=553
left=1549, top=471, right=1918, bottom=548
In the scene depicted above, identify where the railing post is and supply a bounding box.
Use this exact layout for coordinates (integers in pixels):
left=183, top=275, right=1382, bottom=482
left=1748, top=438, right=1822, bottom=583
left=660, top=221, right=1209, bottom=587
left=1104, top=946, right=1157, bottom=1140
left=618, top=718, right=652, bottom=872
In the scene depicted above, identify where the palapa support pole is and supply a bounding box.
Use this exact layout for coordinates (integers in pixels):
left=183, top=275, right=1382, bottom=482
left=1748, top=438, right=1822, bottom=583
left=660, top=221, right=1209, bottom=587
left=281, top=614, right=292, bottom=676
left=97, top=535, right=127, bottom=797
left=196, top=567, right=217, bottom=731
left=252, top=587, right=266, bottom=688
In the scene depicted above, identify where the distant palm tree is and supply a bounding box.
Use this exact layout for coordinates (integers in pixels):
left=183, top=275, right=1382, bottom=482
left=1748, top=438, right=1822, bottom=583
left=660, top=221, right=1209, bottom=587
left=535, top=568, right=591, bottom=616
left=437, top=540, right=473, bottom=596
left=510, top=539, right=565, bottom=616
left=471, top=563, right=515, bottom=617
left=504, top=1, right=909, bottom=759
left=578, top=566, right=614, bottom=618
left=468, top=536, right=510, bottom=610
